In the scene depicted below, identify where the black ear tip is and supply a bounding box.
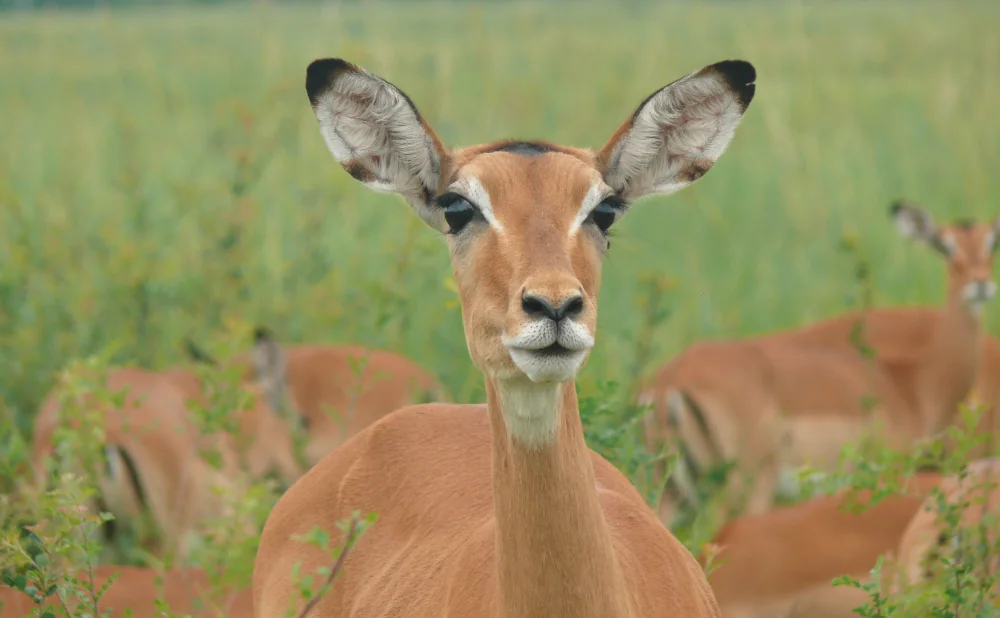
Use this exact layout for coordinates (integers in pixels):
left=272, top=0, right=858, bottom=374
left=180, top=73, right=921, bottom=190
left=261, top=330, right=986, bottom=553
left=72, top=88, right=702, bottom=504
left=253, top=325, right=274, bottom=344
left=714, top=59, right=756, bottom=84
left=306, top=58, right=355, bottom=105
left=889, top=200, right=906, bottom=216
left=711, top=60, right=757, bottom=107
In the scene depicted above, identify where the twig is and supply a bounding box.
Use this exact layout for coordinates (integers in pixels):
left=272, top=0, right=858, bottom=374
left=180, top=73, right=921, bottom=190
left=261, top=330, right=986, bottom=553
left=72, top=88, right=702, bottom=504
left=86, top=559, right=99, bottom=615
left=295, top=518, right=361, bottom=618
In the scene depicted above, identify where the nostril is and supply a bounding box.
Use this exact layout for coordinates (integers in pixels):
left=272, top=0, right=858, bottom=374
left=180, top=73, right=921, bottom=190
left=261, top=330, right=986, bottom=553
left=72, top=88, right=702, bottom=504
left=560, top=295, right=585, bottom=320
left=522, top=293, right=585, bottom=321
left=522, top=294, right=557, bottom=321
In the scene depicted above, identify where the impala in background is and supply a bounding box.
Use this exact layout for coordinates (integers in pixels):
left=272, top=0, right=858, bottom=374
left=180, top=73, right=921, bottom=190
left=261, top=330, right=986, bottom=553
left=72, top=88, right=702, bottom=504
left=641, top=204, right=1000, bottom=523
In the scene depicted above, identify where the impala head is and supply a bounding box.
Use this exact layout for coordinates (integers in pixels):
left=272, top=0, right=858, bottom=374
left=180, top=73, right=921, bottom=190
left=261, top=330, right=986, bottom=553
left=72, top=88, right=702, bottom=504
left=183, top=328, right=304, bottom=486
left=232, top=329, right=303, bottom=487
left=892, top=201, right=1000, bottom=310
left=895, top=457, right=1000, bottom=590
left=184, top=328, right=302, bottom=429
left=305, top=58, right=755, bottom=384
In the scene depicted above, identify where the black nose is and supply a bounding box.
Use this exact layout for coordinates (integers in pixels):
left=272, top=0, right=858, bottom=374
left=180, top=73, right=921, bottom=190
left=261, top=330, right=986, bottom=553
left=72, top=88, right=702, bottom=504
left=521, top=293, right=584, bottom=322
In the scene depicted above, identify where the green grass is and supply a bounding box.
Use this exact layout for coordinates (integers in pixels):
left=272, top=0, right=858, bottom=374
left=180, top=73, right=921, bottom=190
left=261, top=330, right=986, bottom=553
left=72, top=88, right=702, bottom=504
left=2, top=0, right=999, bottom=436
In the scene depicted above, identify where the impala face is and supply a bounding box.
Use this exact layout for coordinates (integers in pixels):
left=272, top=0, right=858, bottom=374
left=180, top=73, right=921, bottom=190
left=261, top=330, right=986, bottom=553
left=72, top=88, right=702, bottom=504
left=442, top=148, right=609, bottom=383
left=305, top=57, right=756, bottom=385
left=892, top=202, right=1000, bottom=312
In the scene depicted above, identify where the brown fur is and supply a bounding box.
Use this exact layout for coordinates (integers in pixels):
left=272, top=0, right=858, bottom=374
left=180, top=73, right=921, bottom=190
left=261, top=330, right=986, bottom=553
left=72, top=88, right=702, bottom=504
left=706, top=472, right=942, bottom=618
left=254, top=57, right=757, bottom=617
left=0, top=566, right=252, bottom=618
left=230, top=343, right=446, bottom=465
left=768, top=311, right=1000, bottom=457
left=642, top=210, right=999, bottom=522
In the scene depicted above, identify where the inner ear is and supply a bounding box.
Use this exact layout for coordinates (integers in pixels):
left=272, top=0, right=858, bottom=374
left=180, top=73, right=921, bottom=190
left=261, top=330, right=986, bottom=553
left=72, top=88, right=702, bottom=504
left=305, top=58, right=451, bottom=231
left=890, top=201, right=943, bottom=251
left=597, top=60, right=756, bottom=203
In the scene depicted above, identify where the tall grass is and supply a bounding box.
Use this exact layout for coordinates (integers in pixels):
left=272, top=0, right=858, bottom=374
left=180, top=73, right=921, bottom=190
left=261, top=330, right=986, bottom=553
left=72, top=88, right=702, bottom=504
left=1, top=0, right=998, bottom=437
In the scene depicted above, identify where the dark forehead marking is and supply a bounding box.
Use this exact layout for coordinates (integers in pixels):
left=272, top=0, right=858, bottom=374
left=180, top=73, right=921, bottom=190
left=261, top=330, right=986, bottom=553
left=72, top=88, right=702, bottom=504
left=951, top=218, right=976, bottom=230
left=477, top=140, right=566, bottom=157
left=440, top=141, right=589, bottom=189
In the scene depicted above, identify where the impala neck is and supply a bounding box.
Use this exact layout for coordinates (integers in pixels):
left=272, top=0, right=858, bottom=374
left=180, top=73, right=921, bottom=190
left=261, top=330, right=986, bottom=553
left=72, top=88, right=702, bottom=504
left=487, top=377, right=632, bottom=618
left=917, top=277, right=983, bottom=433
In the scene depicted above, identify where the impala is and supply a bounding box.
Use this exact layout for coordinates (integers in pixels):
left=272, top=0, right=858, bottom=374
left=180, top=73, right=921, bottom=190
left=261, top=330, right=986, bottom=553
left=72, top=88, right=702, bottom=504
left=782, top=460, right=1000, bottom=617
left=185, top=326, right=447, bottom=465
left=705, top=471, right=941, bottom=618
left=253, top=56, right=757, bottom=617
left=641, top=205, right=1000, bottom=522
left=30, top=335, right=304, bottom=560
left=0, top=566, right=252, bottom=618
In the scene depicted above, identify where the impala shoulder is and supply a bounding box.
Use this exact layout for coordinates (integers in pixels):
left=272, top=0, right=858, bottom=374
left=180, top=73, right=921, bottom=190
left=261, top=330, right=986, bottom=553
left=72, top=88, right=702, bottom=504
left=344, top=402, right=491, bottom=471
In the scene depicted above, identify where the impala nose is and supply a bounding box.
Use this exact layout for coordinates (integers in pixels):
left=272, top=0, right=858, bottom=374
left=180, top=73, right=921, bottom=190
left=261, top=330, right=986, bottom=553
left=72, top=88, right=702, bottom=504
left=968, top=279, right=997, bottom=302
left=521, top=292, right=585, bottom=322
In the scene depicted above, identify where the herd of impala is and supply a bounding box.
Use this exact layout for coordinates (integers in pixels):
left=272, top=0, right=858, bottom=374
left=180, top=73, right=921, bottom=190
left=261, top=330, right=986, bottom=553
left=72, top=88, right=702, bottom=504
left=3, top=54, right=999, bottom=618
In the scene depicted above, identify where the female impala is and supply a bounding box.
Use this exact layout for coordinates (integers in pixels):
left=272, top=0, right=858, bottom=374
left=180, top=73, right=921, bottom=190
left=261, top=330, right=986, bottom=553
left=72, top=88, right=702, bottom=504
left=186, top=326, right=447, bottom=465
left=253, top=56, right=756, bottom=617
left=642, top=205, right=1000, bottom=523
left=781, top=460, right=1000, bottom=618
left=30, top=334, right=304, bottom=560
left=893, top=457, right=1000, bottom=593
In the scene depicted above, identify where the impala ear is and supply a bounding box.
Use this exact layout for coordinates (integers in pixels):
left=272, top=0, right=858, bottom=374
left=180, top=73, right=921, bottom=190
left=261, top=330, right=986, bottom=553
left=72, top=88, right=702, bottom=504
left=305, top=58, right=451, bottom=232
left=890, top=201, right=951, bottom=256
left=597, top=60, right=756, bottom=203
left=251, top=326, right=290, bottom=417
left=991, top=213, right=1000, bottom=252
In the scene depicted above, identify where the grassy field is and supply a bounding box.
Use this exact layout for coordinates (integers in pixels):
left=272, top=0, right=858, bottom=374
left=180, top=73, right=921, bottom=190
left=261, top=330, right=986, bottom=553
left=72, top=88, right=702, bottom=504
left=1, top=0, right=999, bottom=436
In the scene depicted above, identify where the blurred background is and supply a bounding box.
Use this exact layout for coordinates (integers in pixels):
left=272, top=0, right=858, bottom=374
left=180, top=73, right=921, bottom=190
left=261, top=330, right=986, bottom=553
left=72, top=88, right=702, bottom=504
left=1, top=2, right=999, bottom=615
left=2, top=0, right=998, bottom=434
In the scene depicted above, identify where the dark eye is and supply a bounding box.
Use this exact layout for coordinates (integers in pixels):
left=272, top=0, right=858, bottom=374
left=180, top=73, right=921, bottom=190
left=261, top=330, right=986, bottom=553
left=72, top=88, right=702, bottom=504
left=436, top=193, right=482, bottom=235
left=586, top=197, right=622, bottom=235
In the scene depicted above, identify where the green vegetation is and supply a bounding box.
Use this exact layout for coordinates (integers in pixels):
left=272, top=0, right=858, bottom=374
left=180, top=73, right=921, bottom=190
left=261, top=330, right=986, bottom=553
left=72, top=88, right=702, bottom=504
left=1, top=1, right=999, bottom=616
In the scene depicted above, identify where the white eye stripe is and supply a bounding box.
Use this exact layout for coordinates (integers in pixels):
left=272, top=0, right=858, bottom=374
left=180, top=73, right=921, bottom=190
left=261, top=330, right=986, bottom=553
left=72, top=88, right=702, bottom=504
left=570, top=179, right=615, bottom=236
left=448, top=175, right=502, bottom=232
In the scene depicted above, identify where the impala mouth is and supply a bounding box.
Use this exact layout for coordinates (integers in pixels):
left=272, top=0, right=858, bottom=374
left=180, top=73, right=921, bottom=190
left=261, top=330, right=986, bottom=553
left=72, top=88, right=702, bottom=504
left=535, top=343, right=572, bottom=357
left=964, top=281, right=997, bottom=305
left=506, top=343, right=588, bottom=384
left=502, top=319, right=594, bottom=383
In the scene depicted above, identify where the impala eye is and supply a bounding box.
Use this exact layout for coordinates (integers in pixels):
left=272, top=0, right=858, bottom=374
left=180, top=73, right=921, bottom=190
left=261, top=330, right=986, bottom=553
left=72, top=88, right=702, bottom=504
left=435, top=193, right=483, bottom=235
left=586, top=196, right=624, bottom=235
